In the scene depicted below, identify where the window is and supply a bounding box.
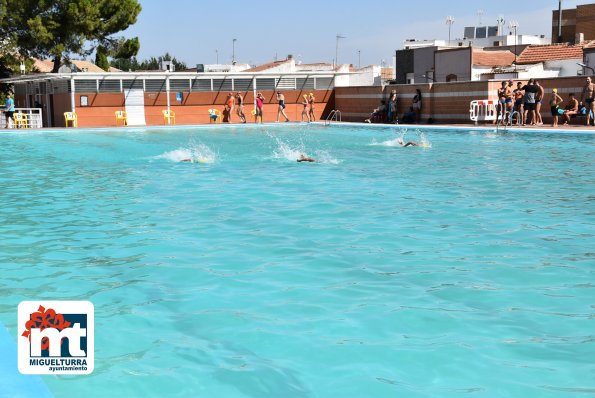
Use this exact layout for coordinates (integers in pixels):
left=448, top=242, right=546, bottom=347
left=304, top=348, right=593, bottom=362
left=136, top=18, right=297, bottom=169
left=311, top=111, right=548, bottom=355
left=446, top=74, right=458, bottom=82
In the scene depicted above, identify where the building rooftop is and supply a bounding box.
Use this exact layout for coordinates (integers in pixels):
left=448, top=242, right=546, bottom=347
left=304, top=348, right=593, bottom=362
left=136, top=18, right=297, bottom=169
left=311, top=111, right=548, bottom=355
left=243, top=59, right=292, bottom=72
left=472, top=49, right=516, bottom=66
left=33, top=59, right=106, bottom=73
left=516, top=43, right=583, bottom=64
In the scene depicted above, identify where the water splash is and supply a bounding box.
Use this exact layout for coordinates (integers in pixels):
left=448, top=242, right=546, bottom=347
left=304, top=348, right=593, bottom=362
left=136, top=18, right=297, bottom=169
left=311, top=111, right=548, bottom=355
left=314, top=150, right=340, bottom=164
left=156, top=142, right=217, bottom=163
left=370, top=137, right=405, bottom=147
left=269, top=135, right=339, bottom=164
left=271, top=138, right=304, bottom=161
left=416, top=130, right=432, bottom=148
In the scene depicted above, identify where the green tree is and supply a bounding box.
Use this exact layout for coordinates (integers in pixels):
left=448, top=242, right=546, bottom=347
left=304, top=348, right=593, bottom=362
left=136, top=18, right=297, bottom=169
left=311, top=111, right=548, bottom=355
left=95, top=46, right=110, bottom=71
left=1, top=0, right=141, bottom=72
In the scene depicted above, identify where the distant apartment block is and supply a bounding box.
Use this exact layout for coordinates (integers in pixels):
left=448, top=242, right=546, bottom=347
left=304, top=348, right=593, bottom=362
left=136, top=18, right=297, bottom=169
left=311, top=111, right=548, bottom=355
left=552, top=2, right=595, bottom=43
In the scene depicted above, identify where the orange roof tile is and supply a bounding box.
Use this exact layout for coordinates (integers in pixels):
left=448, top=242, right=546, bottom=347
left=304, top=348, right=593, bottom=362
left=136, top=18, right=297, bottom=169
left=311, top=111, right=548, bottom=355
left=472, top=49, right=515, bottom=67
left=516, top=44, right=583, bottom=64
left=33, top=59, right=53, bottom=73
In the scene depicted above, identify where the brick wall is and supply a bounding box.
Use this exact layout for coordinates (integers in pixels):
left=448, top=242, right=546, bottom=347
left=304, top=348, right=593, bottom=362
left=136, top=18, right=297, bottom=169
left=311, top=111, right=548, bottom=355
left=336, top=76, right=595, bottom=125
left=576, top=3, right=595, bottom=41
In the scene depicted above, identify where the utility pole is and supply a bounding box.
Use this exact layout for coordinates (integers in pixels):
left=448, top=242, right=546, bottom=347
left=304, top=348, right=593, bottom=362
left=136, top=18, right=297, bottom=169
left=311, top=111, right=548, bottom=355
left=558, top=0, right=563, bottom=43
left=509, top=21, right=519, bottom=71
left=446, top=16, right=455, bottom=45
left=335, top=34, right=346, bottom=67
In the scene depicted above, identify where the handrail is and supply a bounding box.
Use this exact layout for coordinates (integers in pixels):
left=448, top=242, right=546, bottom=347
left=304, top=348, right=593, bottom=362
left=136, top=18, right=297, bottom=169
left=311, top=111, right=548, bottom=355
left=324, top=109, right=341, bottom=126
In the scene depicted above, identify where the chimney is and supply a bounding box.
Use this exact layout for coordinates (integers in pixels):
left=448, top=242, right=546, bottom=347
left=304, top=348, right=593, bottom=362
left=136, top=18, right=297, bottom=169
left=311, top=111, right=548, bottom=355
left=576, top=33, right=584, bottom=44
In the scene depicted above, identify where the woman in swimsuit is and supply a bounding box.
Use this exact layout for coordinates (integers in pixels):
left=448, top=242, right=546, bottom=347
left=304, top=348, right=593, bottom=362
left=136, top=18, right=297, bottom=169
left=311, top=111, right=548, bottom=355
left=307, top=93, right=315, bottom=122
left=276, top=92, right=290, bottom=122
left=235, top=93, right=246, bottom=123
left=255, top=92, right=264, bottom=123
left=301, top=95, right=309, bottom=122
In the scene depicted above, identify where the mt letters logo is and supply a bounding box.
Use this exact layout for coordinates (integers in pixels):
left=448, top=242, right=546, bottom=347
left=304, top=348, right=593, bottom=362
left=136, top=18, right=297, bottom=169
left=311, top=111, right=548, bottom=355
left=18, top=301, right=94, bottom=374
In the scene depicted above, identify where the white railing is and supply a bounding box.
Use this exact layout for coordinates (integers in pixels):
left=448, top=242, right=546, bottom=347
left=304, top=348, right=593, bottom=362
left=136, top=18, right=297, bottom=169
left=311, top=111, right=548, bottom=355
left=469, top=100, right=498, bottom=124
left=0, top=108, right=43, bottom=129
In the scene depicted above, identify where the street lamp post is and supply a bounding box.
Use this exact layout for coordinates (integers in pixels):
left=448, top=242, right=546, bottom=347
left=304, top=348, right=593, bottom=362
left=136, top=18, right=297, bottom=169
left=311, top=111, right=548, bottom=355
left=577, top=62, right=595, bottom=75
left=335, top=34, right=346, bottom=67
left=358, top=50, right=361, bottom=69
left=509, top=21, right=519, bottom=71
left=446, top=16, right=455, bottom=45
left=215, top=49, right=219, bottom=64
left=232, top=38, right=237, bottom=64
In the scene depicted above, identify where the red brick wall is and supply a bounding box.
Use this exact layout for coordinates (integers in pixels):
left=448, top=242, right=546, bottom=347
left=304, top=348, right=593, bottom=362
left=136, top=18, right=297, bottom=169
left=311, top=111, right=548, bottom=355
left=336, top=76, right=595, bottom=125
left=576, top=4, right=595, bottom=41
left=67, top=89, right=334, bottom=128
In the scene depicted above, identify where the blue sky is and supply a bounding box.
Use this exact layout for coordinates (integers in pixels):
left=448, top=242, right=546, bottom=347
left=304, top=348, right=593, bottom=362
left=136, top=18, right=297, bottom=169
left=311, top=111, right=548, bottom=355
left=121, top=0, right=588, bottom=67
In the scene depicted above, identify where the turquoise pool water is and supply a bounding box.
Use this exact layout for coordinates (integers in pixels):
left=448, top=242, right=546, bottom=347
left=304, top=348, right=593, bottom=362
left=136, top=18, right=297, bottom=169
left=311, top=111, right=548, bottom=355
left=0, top=124, right=593, bottom=397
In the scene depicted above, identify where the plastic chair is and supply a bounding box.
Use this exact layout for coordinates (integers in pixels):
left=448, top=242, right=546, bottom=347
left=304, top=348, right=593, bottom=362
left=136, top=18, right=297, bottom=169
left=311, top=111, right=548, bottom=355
left=208, top=109, right=221, bottom=124
left=115, top=110, right=127, bottom=126
left=13, top=112, right=29, bottom=128
left=64, top=112, right=78, bottom=127
left=162, top=109, right=176, bottom=125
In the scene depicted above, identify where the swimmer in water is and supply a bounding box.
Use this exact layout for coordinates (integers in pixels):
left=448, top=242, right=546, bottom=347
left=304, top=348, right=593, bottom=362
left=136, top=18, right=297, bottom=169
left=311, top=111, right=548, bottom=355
left=397, top=138, right=418, bottom=147
left=297, top=154, right=316, bottom=162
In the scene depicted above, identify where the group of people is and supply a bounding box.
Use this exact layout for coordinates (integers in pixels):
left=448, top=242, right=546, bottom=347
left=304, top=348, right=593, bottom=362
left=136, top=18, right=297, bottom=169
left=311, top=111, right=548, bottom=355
left=497, top=77, right=595, bottom=127
left=364, top=89, right=422, bottom=124
left=209, top=91, right=316, bottom=124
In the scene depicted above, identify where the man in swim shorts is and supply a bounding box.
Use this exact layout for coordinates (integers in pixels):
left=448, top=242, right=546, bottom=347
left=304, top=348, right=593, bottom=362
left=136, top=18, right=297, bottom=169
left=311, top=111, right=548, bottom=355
left=563, top=93, right=579, bottom=125
left=495, top=81, right=508, bottom=125
left=4, top=94, right=14, bottom=128
left=513, top=82, right=524, bottom=124
left=549, top=88, right=563, bottom=127
left=276, top=92, right=290, bottom=122
left=580, top=76, right=595, bottom=126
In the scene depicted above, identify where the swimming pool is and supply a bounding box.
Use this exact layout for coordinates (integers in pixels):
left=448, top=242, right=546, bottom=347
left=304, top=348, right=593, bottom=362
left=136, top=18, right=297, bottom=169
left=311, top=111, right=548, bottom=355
left=0, top=124, right=593, bottom=397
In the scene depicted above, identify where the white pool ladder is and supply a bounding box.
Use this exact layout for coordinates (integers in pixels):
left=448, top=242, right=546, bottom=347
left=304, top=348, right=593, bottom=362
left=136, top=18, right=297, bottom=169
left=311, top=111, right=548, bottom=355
left=324, top=110, right=341, bottom=125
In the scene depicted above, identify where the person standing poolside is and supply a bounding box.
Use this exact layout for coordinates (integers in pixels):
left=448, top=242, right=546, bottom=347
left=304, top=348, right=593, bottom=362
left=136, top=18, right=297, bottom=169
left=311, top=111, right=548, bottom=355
left=549, top=88, right=564, bottom=127
left=4, top=94, right=15, bottom=128
left=307, top=93, right=315, bottom=121
left=412, top=89, right=422, bottom=123
left=255, top=92, right=264, bottom=123
left=522, top=79, right=538, bottom=125
left=534, top=80, right=544, bottom=125
left=301, top=95, right=309, bottom=122
left=513, top=82, right=525, bottom=124
left=387, top=90, right=398, bottom=123
left=276, top=91, right=290, bottom=122
left=235, top=92, right=246, bottom=123
left=495, top=81, right=508, bottom=125
left=562, top=93, right=579, bottom=125
left=580, top=76, right=595, bottom=126
left=224, top=93, right=234, bottom=123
